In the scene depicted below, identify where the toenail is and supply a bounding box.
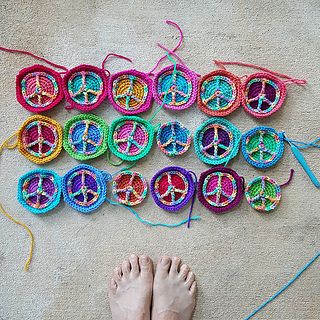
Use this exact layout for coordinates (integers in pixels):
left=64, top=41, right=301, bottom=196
left=161, top=257, right=170, bottom=265
left=141, top=256, right=149, bottom=265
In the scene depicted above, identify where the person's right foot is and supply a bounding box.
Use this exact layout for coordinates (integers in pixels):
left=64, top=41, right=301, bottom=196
left=152, top=256, right=196, bottom=320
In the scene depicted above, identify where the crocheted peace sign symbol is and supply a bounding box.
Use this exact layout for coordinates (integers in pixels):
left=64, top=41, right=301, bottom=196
left=157, top=121, right=191, bottom=156
left=150, top=166, right=195, bottom=211
left=16, top=65, right=64, bottom=112
left=245, top=176, right=281, bottom=212
left=194, top=118, right=241, bottom=165
left=108, top=116, right=154, bottom=162
left=242, top=126, right=284, bottom=169
left=62, top=164, right=108, bottom=213
left=112, top=171, right=148, bottom=206
left=18, top=115, right=63, bottom=164
left=153, top=64, right=198, bottom=110
left=63, top=114, right=108, bottom=160
left=243, top=73, right=286, bottom=118
left=18, top=169, right=61, bottom=214
left=63, top=65, right=108, bottom=111
left=198, top=70, right=242, bottom=117
left=109, top=70, right=153, bottom=114
left=198, top=167, right=244, bottom=214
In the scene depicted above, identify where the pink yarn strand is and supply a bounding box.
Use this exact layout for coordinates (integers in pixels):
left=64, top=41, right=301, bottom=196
left=101, top=53, right=133, bottom=70
left=213, top=60, right=307, bottom=85
left=280, top=169, right=295, bottom=188
left=0, top=46, right=68, bottom=72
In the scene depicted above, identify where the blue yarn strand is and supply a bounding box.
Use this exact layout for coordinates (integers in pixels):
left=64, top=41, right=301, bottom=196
left=244, top=251, right=320, bottom=320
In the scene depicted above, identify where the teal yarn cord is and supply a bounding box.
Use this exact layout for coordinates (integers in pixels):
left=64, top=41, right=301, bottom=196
left=245, top=251, right=320, bottom=320
left=106, top=198, right=201, bottom=228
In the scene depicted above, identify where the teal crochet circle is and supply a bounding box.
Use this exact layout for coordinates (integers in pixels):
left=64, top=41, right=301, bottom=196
left=194, top=118, right=241, bottom=165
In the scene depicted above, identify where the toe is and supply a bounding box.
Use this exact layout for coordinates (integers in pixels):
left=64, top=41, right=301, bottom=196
left=157, top=256, right=171, bottom=275
left=139, top=255, right=153, bottom=277
left=109, top=278, right=117, bottom=295
left=129, top=254, right=140, bottom=275
left=122, top=259, right=131, bottom=277
left=186, top=271, right=195, bottom=288
left=190, top=281, right=197, bottom=295
left=113, top=266, right=122, bottom=282
left=179, top=264, right=190, bottom=280
left=169, top=256, right=181, bottom=274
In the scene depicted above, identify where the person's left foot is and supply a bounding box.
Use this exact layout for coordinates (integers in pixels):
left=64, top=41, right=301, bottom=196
left=109, top=254, right=153, bottom=320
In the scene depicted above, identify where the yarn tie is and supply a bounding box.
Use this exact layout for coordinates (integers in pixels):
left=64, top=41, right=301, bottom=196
left=0, top=132, right=18, bottom=154
left=187, top=171, right=198, bottom=228
left=279, top=169, right=295, bottom=187
left=101, top=52, right=133, bottom=75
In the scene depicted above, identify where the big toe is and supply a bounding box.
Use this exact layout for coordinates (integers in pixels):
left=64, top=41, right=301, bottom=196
left=139, top=255, right=153, bottom=278
left=156, top=256, right=172, bottom=276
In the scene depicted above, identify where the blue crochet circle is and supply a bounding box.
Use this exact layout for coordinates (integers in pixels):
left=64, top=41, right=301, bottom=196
left=17, top=169, right=61, bottom=214
left=62, top=164, right=108, bottom=213
left=242, top=126, right=285, bottom=169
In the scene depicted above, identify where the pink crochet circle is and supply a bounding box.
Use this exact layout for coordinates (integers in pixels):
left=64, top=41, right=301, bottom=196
left=108, top=69, right=153, bottom=115
left=242, top=72, right=286, bottom=118
left=16, top=64, right=64, bottom=113
left=63, top=64, right=108, bottom=112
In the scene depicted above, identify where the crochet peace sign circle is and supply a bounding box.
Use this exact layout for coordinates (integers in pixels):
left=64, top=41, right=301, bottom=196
left=63, top=114, right=108, bottom=160
left=151, top=166, right=195, bottom=211
left=18, top=169, right=61, bottom=214
left=112, top=171, right=148, bottom=206
left=16, top=65, right=64, bottom=112
left=194, top=118, right=241, bottom=165
left=108, top=116, right=154, bottom=162
left=242, top=126, right=284, bottom=169
left=62, top=165, right=107, bottom=213
left=63, top=65, right=108, bottom=111
left=245, top=176, right=281, bottom=212
left=198, top=70, right=241, bottom=117
left=153, top=64, right=198, bottom=110
left=243, top=73, right=286, bottom=118
left=109, top=70, right=152, bottom=114
left=18, top=115, right=63, bottom=164
left=157, top=121, right=191, bottom=156
left=198, top=167, right=244, bottom=214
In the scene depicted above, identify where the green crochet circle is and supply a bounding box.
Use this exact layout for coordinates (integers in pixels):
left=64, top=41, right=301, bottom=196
left=63, top=114, right=108, bottom=160
left=108, top=116, right=154, bottom=162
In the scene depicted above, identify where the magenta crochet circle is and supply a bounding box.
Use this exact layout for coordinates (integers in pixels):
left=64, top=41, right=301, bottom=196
left=152, top=64, right=198, bottom=110
left=198, top=167, right=244, bottom=214
left=243, top=72, right=286, bottom=118
left=63, top=64, right=108, bottom=112
left=16, top=64, right=64, bottom=112
left=108, top=69, right=153, bottom=115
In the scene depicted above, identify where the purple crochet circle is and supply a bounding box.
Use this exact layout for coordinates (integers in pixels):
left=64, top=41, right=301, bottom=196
left=150, top=166, right=195, bottom=211
left=108, top=69, right=153, bottom=115
left=198, top=166, right=244, bottom=214
left=152, top=64, right=198, bottom=110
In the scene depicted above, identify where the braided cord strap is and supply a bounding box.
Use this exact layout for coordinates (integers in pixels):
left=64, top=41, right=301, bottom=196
left=108, top=116, right=154, bottom=162
left=108, top=69, right=153, bottom=115
left=17, top=169, right=62, bottom=214
left=242, top=126, right=284, bottom=169
left=194, top=117, right=241, bottom=165
left=63, top=114, right=108, bottom=160
left=17, top=115, right=63, bottom=164
left=16, top=64, right=64, bottom=113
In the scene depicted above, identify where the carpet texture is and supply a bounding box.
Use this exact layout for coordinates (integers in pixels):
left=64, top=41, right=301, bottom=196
left=0, top=0, right=319, bottom=319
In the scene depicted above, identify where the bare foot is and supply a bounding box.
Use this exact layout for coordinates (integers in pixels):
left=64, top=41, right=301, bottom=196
left=152, top=256, right=196, bottom=320
left=109, top=254, right=153, bottom=320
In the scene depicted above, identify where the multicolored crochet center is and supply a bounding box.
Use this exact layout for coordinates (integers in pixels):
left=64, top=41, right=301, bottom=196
left=63, top=114, right=108, bottom=160
left=243, top=73, right=286, bottom=118
left=112, top=171, right=148, bottom=206
left=109, top=70, right=152, bottom=114
left=63, top=65, right=108, bottom=111
left=245, top=176, right=281, bottom=212
left=18, top=169, right=61, bottom=214
left=16, top=65, right=64, bottom=112
left=153, top=64, right=198, bottom=110
left=194, top=118, right=241, bottom=165
left=108, top=116, right=154, bottom=161
left=198, top=167, right=244, bottom=214
left=242, top=126, right=284, bottom=169
left=150, top=166, right=195, bottom=211
left=157, top=121, right=191, bottom=156
left=18, top=115, right=63, bottom=164
left=62, top=164, right=108, bottom=213
left=198, top=70, right=241, bottom=117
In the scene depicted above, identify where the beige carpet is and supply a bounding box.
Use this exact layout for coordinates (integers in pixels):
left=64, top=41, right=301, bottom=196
left=0, top=0, right=319, bottom=319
